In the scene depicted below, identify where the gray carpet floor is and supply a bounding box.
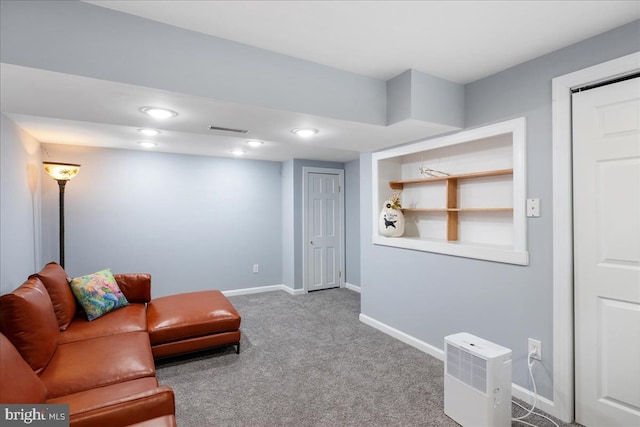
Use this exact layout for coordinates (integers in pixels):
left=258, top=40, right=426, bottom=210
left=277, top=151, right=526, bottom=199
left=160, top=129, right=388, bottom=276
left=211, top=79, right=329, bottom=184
left=156, top=288, right=577, bottom=427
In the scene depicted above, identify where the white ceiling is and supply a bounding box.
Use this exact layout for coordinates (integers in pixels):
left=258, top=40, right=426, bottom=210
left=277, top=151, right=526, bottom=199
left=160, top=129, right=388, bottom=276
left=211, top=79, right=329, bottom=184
left=2, top=1, right=639, bottom=162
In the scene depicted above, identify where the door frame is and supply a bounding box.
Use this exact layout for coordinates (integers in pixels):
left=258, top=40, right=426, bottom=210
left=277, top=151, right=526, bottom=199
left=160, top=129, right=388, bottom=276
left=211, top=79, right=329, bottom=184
left=551, top=51, right=640, bottom=422
left=302, top=166, right=345, bottom=293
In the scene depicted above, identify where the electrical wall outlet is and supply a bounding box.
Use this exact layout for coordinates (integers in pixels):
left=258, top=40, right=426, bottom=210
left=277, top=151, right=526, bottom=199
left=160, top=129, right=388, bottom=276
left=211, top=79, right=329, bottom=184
left=528, top=338, right=542, bottom=361
left=253, top=264, right=259, bottom=274
left=526, top=198, right=541, bottom=217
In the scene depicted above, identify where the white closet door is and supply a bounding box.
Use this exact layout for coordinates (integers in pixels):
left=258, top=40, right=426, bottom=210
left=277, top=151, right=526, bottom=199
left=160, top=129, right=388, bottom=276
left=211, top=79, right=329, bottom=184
left=573, top=77, right=640, bottom=427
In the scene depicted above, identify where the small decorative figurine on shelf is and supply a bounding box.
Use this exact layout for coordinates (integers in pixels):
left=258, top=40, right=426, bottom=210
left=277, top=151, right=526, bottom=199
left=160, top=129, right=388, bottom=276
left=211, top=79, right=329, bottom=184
left=419, top=155, right=450, bottom=178
left=378, top=191, right=405, bottom=237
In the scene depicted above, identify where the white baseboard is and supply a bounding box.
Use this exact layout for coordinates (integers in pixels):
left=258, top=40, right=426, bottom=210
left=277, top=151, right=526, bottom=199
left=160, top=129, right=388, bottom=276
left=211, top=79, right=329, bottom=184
left=359, top=313, right=556, bottom=416
left=359, top=314, right=445, bottom=360
left=224, top=283, right=362, bottom=296
left=512, top=383, right=555, bottom=417
left=282, top=286, right=305, bottom=296
left=222, top=284, right=302, bottom=297
left=345, top=282, right=361, bottom=293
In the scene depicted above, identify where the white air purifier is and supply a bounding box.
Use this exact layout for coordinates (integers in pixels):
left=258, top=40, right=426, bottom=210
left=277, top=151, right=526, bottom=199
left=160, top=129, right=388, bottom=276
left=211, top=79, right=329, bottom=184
left=444, top=332, right=512, bottom=427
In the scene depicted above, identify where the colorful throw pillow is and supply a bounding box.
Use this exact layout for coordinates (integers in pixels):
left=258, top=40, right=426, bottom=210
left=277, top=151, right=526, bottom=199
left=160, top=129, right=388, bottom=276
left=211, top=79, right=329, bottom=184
left=68, top=269, right=129, bottom=321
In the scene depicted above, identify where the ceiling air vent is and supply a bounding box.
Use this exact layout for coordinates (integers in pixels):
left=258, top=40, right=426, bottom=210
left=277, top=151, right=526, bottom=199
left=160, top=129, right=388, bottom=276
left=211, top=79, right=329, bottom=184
left=208, top=125, right=249, bottom=134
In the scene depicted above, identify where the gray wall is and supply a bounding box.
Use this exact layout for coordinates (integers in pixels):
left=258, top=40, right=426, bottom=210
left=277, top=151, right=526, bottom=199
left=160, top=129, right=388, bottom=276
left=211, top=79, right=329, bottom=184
left=386, top=69, right=464, bottom=128
left=360, top=20, right=640, bottom=400
left=0, top=114, right=42, bottom=294
left=345, top=159, right=361, bottom=287
left=281, top=160, right=295, bottom=289
left=40, top=144, right=283, bottom=298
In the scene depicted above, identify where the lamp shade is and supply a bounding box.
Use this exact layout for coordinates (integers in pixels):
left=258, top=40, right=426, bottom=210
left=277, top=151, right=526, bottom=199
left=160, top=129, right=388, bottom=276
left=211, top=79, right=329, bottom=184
left=43, top=162, right=81, bottom=181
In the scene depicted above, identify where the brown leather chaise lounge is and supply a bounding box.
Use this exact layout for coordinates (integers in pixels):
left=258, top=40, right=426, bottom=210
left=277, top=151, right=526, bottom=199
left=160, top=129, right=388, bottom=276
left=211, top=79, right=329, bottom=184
left=0, top=262, right=241, bottom=426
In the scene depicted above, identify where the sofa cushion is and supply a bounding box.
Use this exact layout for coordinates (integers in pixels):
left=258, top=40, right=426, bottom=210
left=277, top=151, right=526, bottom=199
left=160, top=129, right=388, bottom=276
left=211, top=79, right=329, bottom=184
left=69, top=268, right=129, bottom=321
left=113, top=273, right=152, bottom=303
left=0, top=278, right=60, bottom=374
left=46, top=377, right=175, bottom=427
left=39, top=331, right=155, bottom=399
left=30, top=262, right=77, bottom=330
left=147, top=290, right=241, bottom=345
left=60, top=303, right=147, bottom=344
left=0, top=333, right=47, bottom=404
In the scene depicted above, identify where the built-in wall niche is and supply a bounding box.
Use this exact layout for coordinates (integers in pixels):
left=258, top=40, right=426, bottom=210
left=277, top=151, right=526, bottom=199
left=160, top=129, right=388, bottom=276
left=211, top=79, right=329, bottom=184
left=372, top=117, right=528, bottom=265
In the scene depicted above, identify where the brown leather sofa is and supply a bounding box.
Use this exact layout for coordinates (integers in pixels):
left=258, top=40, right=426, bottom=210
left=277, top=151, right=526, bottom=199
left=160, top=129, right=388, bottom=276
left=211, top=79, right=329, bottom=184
left=0, top=262, right=242, bottom=427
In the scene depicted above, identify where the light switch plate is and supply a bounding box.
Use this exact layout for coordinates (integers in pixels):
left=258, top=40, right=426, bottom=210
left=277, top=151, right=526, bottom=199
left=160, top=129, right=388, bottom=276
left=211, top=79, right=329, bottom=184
left=526, top=198, right=540, bottom=217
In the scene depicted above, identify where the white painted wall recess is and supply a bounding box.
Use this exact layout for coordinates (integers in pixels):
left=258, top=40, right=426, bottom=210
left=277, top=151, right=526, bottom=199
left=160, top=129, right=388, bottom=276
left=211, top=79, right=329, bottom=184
left=372, top=117, right=528, bottom=265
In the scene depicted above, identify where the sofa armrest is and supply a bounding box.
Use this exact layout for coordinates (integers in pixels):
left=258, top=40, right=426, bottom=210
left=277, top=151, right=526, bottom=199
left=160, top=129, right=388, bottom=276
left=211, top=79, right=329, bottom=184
left=64, top=385, right=175, bottom=427
left=113, top=274, right=151, bottom=303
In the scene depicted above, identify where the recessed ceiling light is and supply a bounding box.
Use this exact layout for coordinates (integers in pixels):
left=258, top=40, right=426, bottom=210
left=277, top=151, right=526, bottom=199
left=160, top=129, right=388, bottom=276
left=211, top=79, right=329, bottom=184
left=246, top=140, right=264, bottom=147
left=138, top=141, right=157, bottom=148
left=291, top=128, right=318, bottom=137
left=138, top=128, right=161, bottom=136
left=231, top=149, right=245, bottom=156
left=140, top=107, right=177, bottom=119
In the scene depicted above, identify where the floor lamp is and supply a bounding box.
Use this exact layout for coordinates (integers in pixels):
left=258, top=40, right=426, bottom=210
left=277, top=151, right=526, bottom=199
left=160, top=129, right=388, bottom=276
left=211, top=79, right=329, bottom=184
left=43, top=162, right=81, bottom=269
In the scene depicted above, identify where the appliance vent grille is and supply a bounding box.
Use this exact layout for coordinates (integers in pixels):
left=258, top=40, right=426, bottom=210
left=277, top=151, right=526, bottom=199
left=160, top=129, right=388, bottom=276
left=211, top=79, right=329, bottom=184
left=446, top=344, right=488, bottom=394
left=208, top=125, right=249, bottom=134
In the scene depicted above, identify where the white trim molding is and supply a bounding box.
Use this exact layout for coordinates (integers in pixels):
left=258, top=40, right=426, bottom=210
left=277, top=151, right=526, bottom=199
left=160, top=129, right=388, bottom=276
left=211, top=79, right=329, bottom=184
left=551, top=51, right=640, bottom=423
left=359, top=313, right=445, bottom=360
left=345, top=282, right=361, bottom=293
left=284, top=286, right=306, bottom=296
left=222, top=284, right=304, bottom=297
left=512, top=383, right=556, bottom=417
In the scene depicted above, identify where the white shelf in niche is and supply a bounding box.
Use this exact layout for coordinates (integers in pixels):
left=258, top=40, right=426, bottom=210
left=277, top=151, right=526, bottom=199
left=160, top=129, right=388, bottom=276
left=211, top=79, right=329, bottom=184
left=372, top=117, right=529, bottom=265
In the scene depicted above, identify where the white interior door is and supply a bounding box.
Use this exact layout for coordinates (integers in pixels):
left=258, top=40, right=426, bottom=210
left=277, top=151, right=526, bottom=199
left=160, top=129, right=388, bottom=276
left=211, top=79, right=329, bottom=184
left=306, top=172, right=342, bottom=291
left=573, top=77, right=640, bottom=427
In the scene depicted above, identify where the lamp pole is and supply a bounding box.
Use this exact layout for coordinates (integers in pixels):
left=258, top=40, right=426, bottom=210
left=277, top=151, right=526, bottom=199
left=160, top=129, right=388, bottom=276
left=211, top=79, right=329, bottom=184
left=43, top=162, right=81, bottom=269
left=57, top=179, right=67, bottom=268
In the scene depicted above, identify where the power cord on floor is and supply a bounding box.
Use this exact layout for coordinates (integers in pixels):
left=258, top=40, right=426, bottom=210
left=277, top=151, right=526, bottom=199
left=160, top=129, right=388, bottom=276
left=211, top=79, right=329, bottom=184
left=511, top=350, right=560, bottom=427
